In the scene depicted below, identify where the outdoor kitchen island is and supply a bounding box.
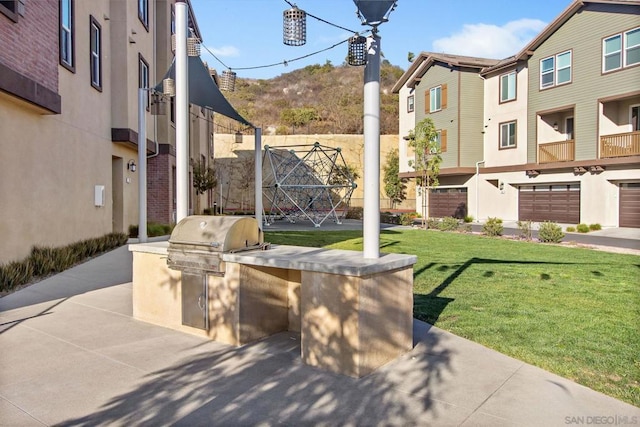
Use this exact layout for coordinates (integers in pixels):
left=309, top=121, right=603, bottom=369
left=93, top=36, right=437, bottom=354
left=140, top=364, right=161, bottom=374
left=129, top=218, right=416, bottom=378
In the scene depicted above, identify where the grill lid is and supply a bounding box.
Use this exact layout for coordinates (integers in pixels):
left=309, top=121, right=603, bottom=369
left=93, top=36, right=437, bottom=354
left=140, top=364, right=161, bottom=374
left=169, top=215, right=263, bottom=252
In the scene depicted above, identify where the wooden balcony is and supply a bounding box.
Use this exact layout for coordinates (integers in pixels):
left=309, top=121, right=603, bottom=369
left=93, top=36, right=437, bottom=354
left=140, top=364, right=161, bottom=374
left=538, top=140, right=575, bottom=164
left=600, top=131, right=640, bottom=158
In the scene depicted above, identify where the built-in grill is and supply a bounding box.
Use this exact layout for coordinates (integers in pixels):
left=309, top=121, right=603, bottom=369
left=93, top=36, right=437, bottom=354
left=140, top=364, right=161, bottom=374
left=166, top=215, right=265, bottom=330
left=167, top=215, right=264, bottom=275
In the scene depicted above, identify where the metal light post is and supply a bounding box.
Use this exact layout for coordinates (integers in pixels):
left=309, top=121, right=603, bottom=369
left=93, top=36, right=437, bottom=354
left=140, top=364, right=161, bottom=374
left=175, top=0, right=189, bottom=223
left=137, top=88, right=148, bottom=242
left=354, top=0, right=397, bottom=259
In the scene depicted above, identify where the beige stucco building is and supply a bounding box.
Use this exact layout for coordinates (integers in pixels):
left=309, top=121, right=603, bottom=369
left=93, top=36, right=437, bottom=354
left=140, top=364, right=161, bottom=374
left=0, top=0, right=215, bottom=263
left=394, top=0, right=640, bottom=228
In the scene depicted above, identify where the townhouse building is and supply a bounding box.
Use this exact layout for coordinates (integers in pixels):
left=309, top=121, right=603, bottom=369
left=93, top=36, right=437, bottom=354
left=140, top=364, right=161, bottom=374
left=392, top=52, right=499, bottom=219
left=394, top=0, right=640, bottom=228
left=0, top=0, right=214, bottom=263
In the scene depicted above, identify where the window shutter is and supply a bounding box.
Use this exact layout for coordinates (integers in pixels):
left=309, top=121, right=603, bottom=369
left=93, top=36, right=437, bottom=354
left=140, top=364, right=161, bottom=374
left=425, top=90, right=430, bottom=113
left=441, top=84, right=448, bottom=110
left=441, top=129, right=447, bottom=152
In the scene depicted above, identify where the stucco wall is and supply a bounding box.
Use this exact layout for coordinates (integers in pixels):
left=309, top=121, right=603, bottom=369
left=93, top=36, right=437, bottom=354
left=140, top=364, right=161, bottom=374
left=483, top=64, right=529, bottom=168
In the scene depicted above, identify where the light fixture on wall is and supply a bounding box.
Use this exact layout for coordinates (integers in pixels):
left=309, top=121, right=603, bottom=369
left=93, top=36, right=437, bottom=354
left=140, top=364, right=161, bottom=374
left=553, top=122, right=559, bottom=131
left=128, top=159, right=137, bottom=172
left=235, top=131, right=243, bottom=144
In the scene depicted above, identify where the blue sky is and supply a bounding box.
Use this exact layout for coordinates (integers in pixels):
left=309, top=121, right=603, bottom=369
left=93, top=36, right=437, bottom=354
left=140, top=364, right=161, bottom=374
left=190, top=0, right=573, bottom=79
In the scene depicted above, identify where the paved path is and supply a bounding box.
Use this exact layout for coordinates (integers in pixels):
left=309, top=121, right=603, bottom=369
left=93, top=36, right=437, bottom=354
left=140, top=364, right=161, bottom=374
left=1, top=239, right=638, bottom=426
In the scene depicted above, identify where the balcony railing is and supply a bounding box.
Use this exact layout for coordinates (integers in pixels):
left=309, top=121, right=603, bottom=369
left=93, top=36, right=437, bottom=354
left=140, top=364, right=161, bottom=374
left=600, top=131, right=640, bottom=158
left=538, top=139, right=575, bottom=164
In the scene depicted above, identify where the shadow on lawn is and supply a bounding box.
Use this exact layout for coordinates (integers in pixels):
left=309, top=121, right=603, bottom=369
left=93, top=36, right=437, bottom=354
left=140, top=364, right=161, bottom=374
left=414, top=257, right=583, bottom=325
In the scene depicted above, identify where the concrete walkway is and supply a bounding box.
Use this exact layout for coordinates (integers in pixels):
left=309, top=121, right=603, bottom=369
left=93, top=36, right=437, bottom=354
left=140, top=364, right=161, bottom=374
left=1, top=241, right=639, bottom=426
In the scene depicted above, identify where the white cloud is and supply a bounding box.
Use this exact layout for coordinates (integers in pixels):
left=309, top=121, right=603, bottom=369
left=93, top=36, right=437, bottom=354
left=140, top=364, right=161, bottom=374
left=204, top=45, right=240, bottom=57
left=432, top=18, right=547, bottom=59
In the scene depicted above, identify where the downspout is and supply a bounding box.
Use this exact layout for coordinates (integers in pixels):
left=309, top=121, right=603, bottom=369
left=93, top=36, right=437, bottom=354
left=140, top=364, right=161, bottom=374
left=476, top=73, right=486, bottom=223
left=475, top=160, right=485, bottom=222
left=148, top=0, right=159, bottom=160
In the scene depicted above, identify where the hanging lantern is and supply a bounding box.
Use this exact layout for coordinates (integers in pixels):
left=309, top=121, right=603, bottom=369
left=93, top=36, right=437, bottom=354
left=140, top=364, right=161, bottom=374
left=220, top=70, right=237, bottom=92
left=187, top=36, right=201, bottom=57
left=283, top=6, right=306, bottom=46
left=162, top=78, right=175, bottom=96
left=348, top=35, right=367, bottom=66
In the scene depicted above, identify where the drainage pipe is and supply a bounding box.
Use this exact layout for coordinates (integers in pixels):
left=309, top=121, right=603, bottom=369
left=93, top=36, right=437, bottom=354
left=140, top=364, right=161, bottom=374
left=475, top=160, right=485, bottom=222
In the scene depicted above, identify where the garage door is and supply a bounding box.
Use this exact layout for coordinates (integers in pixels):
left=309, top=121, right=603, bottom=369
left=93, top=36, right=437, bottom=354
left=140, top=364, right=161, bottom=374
left=620, top=183, right=640, bottom=228
left=430, top=188, right=467, bottom=219
left=519, top=184, right=580, bottom=224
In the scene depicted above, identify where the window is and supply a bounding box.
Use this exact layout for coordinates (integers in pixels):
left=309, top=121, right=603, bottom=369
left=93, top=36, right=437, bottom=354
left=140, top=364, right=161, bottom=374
left=139, top=54, right=149, bottom=108
left=433, top=129, right=447, bottom=152
left=500, top=121, right=517, bottom=149
left=626, top=28, right=640, bottom=67
left=90, top=17, right=102, bottom=91
left=565, top=117, right=574, bottom=140
left=138, top=0, right=148, bottom=30
left=407, top=95, right=414, bottom=113
left=604, top=35, right=622, bottom=72
left=60, top=0, right=75, bottom=71
left=430, top=86, right=441, bottom=112
left=425, top=84, right=447, bottom=113
left=631, top=105, right=639, bottom=131
left=0, top=0, right=18, bottom=22
left=171, top=4, right=175, bottom=34
left=540, top=51, right=571, bottom=89
left=604, top=28, right=640, bottom=72
left=500, top=71, right=516, bottom=102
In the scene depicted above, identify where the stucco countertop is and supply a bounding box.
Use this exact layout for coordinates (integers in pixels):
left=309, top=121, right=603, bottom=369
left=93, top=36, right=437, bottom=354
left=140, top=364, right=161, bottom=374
left=129, top=242, right=417, bottom=277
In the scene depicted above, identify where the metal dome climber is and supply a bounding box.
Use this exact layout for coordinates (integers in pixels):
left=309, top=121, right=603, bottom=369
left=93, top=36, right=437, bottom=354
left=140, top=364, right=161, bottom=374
left=262, top=142, right=357, bottom=227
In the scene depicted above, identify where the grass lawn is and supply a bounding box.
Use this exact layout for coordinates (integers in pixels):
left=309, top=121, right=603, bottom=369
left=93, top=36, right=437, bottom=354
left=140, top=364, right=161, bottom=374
left=264, top=228, right=640, bottom=407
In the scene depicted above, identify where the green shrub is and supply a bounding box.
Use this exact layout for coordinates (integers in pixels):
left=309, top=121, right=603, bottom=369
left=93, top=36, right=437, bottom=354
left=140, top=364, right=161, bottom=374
left=426, top=218, right=440, bottom=230
left=129, top=223, right=174, bottom=238
left=463, top=215, right=474, bottom=223
left=0, top=232, right=128, bottom=294
left=517, top=220, right=533, bottom=241
left=345, top=207, right=363, bottom=220
left=566, top=226, right=576, bottom=232
left=438, top=216, right=460, bottom=232
left=399, top=212, right=420, bottom=226
left=0, top=260, right=34, bottom=292
left=589, top=223, right=602, bottom=231
left=576, top=223, right=590, bottom=233
left=482, top=217, right=503, bottom=237
left=538, top=221, right=565, bottom=243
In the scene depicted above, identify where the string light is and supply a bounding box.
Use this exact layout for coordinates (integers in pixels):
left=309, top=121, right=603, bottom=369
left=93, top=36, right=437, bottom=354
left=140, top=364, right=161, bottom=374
left=196, top=1, right=367, bottom=77
left=283, top=0, right=359, bottom=34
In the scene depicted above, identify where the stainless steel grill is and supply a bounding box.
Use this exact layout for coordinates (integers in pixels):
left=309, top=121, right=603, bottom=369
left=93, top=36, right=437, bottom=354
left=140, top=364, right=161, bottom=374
left=166, top=215, right=264, bottom=330
left=167, top=216, right=264, bottom=275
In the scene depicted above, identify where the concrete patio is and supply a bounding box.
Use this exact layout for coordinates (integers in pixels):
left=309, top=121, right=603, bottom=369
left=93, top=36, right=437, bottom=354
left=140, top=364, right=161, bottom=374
left=1, top=244, right=638, bottom=426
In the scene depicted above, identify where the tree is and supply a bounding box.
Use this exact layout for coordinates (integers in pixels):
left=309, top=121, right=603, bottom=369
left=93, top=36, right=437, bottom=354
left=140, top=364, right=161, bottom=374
left=191, top=158, right=217, bottom=215
left=408, top=118, right=442, bottom=228
left=383, top=148, right=406, bottom=209
left=280, top=107, right=318, bottom=134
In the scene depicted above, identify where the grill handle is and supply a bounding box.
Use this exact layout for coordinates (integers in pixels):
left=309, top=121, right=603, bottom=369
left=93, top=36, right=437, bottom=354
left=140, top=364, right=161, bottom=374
left=169, top=239, right=221, bottom=248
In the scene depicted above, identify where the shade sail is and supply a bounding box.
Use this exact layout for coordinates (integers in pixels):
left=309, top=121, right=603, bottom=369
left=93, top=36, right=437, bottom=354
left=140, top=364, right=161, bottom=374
left=155, top=57, right=252, bottom=127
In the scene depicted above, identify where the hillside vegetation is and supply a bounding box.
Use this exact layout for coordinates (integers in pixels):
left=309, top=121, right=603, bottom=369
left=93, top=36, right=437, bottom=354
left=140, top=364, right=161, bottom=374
left=217, top=60, right=404, bottom=135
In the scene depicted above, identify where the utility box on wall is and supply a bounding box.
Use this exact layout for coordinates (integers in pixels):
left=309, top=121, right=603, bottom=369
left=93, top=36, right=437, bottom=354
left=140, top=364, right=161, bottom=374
left=94, top=185, right=105, bottom=207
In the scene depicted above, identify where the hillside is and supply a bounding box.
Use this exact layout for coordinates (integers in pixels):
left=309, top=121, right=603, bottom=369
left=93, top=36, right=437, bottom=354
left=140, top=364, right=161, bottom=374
left=216, top=60, right=405, bottom=135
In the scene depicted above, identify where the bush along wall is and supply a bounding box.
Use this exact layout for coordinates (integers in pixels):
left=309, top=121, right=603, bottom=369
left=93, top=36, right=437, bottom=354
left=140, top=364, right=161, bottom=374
left=0, top=232, right=128, bottom=294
